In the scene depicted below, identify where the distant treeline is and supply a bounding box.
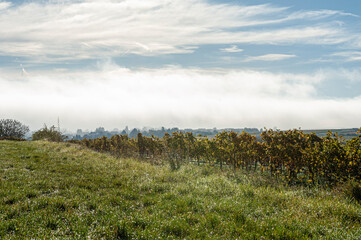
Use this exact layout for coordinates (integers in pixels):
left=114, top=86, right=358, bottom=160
left=72, top=127, right=360, bottom=141
left=72, top=127, right=260, bottom=140
left=69, top=128, right=361, bottom=186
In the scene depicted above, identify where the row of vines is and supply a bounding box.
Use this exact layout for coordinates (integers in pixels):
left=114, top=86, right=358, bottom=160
left=68, top=128, right=361, bottom=185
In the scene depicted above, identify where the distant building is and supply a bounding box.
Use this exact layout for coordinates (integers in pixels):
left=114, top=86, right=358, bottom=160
left=95, top=127, right=105, bottom=133
left=76, top=129, right=83, bottom=137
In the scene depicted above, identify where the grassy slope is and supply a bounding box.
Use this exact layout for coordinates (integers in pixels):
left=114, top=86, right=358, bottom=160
left=0, top=141, right=360, bottom=239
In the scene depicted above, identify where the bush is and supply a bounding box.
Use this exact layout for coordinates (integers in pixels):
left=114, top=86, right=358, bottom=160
left=351, top=184, right=361, bottom=202
left=32, top=125, right=67, bottom=142
left=0, top=119, right=29, bottom=138
left=0, top=136, right=26, bottom=141
left=341, top=181, right=361, bottom=202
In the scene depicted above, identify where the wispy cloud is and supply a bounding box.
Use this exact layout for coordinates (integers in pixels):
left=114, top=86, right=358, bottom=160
left=0, top=0, right=354, bottom=61
left=241, top=9, right=358, bottom=26
left=244, top=54, right=296, bottom=62
left=331, top=51, right=361, bottom=61
left=220, top=45, right=243, bottom=53
left=286, top=9, right=358, bottom=20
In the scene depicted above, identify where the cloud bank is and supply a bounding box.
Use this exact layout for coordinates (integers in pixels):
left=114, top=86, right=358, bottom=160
left=1, top=65, right=360, bottom=131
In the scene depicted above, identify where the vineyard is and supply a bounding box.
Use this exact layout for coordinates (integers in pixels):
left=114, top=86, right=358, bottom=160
left=69, top=128, right=361, bottom=186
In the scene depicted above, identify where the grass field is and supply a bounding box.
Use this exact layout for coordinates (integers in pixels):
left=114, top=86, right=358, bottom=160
left=0, top=141, right=360, bottom=239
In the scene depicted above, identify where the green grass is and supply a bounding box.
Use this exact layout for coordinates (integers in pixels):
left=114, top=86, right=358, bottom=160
left=0, top=141, right=360, bottom=239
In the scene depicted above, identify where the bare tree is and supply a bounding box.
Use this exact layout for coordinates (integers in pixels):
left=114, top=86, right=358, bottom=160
left=0, top=119, right=29, bottom=138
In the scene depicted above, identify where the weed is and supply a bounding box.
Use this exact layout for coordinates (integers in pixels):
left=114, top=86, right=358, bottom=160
left=168, top=157, right=182, bottom=171
left=114, top=223, right=130, bottom=240
left=46, top=220, right=58, bottom=230
left=26, top=192, right=37, bottom=199
left=341, top=180, right=361, bottom=202
left=4, top=197, right=16, bottom=205
left=163, top=219, right=189, bottom=238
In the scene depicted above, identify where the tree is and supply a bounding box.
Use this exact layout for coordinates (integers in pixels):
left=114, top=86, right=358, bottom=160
left=0, top=119, right=29, bottom=139
left=32, top=125, right=67, bottom=142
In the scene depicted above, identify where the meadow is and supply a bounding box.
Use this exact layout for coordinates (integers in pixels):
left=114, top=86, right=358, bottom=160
left=1, top=140, right=361, bottom=239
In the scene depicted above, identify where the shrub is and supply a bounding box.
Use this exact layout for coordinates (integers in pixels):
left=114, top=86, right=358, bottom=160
left=0, top=136, right=26, bottom=141
left=32, top=125, right=67, bottom=142
left=0, top=119, right=29, bottom=138
left=343, top=181, right=361, bottom=202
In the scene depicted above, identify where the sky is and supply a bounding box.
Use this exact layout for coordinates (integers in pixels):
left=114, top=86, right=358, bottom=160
left=0, top=0, right=361, bottom=131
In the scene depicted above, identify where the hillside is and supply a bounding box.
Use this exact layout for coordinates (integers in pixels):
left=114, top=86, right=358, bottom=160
left=0, top=141, right=360, bottom=239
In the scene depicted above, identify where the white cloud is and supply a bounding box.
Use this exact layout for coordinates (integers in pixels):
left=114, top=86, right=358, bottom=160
left=220, top=45, right=243, bottom=53
left=0, top=1, right=11, bottom=11
left=245, top=54, right=296, bottom=62
left=2, top=64, right=360, bottom=131
left=0, top=0, right=352, bottom=61
left=319, top=67, right=361, bottom=83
